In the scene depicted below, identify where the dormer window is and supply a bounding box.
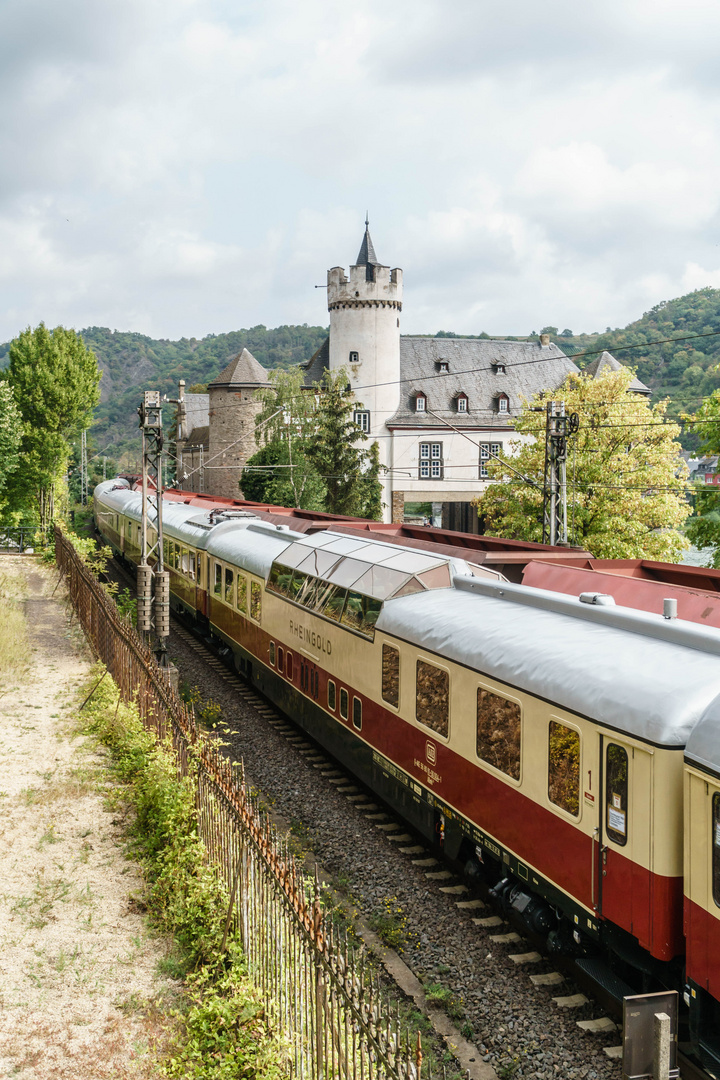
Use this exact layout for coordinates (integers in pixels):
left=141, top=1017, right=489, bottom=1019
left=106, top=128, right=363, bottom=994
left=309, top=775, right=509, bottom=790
left=456, top=393, right=468, bottom=413
left=497, top=394, right=509, bottom=414
left=492, top=362, right=506, bottom=374
left=415, top=393, right=427, bottom=413
left=349, top=351, right=359, bottom=363
left=435, top=360, right=450, bottom=373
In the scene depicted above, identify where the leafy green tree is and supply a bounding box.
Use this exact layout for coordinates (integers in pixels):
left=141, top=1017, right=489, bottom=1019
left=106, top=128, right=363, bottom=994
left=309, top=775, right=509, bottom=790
left=684, top=389, right=720, bottom=565
left=0, top=383, right=22, bottom=514
left=243, top=367, right=382, bottom=518
left=243, top=368, right=326, bottom=510
left=307, top=369, right=383, bottom=518
left=477, top=367, right=689, bottom=560
left=6, top=325, right=101, bottom=526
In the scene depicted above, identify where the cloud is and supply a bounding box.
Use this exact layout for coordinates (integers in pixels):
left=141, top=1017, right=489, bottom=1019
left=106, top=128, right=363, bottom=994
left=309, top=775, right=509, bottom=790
left=2, top=0, right=720, bottom=344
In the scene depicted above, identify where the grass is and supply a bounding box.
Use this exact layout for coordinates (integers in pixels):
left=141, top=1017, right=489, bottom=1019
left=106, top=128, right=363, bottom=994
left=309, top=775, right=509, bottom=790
left=0, top=572, right=30, bottom=693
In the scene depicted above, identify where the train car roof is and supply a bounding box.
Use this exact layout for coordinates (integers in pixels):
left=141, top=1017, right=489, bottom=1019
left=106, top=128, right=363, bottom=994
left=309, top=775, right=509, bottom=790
left=685, top=701, right=720, bottom=777
left=378, top=578, right=720, bottom=747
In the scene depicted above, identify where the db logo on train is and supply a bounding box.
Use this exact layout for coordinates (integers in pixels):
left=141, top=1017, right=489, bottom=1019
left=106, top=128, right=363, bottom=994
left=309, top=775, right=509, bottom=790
left=425, top=741, right=436, bottom=765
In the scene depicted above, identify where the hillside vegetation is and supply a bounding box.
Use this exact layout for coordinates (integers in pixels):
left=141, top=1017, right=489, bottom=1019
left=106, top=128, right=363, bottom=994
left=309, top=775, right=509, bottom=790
left=1, top=324, right=329, bottom=461
left=3, top=287, right=720, bottom=460
left=542, top=287, right=720, bottom=448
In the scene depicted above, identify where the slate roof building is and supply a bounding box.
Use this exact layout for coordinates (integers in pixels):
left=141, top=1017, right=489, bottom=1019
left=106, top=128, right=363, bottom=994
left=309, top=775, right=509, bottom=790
left=303, top=224, right=582, bottom=524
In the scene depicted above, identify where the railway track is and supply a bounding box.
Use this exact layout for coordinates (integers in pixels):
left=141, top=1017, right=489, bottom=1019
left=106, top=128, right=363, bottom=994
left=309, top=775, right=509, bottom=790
left=165, top=612, right=630, bottom=1079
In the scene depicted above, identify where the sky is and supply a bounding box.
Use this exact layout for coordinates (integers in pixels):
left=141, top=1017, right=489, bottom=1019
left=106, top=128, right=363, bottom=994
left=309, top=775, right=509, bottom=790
left=2, top=0, right=720, bottom=343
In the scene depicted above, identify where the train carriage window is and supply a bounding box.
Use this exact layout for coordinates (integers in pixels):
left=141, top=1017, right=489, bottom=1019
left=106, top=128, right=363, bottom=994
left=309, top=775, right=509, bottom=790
left=416, top=660, right=449, bottom=738
left=163, top=539, right=169, bottom=563
left=605, top=744, right=628, bottom=846
left=277, top=646, right=284, bottom=674
left=548, top=721, right=580, bottom=817
left=237, top=575, right=247, bottom=613
left=181, top=549, right=189, bottom=574
left=250, top=581, right=262, bottom=622
left=713, top=793, right=720, bottom=908
left=340, top=688, right=349, bottom=720
left=382, top=645, right=400, bottom=708
left=269, top=641, right=275, bottom=666
left=353, top=697, right=362, bottom=730
left=268, top=563, right=294, bottom=599
left=318, top=584, right=347, bottom=622
left=214, top=563, right=222, bottom=597
left=286, top=652, right=293, bottom=681
left=224, top=567, right=234, bottom=604
left=341, top=591, right=382, bottom=639
left=189, top=552, right=196, bottom=581
left=476, top=689, right=521, bottom=780
left=328, top=680, right=336, bottom=711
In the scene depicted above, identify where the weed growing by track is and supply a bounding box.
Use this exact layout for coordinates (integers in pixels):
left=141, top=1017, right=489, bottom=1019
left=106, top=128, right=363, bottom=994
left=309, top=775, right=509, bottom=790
left=77, top=666, right=284, bottom=1080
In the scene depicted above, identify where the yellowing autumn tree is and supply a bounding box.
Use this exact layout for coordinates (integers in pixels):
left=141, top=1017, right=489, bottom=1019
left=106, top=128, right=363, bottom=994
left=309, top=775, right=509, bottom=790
left=477, top=367, right=689, bottom=560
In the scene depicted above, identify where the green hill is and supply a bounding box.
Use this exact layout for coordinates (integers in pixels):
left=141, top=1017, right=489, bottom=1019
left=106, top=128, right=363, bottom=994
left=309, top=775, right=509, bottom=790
left=542, top=287, right=720, bottom=448
left=1, top=323, right=329, bottom=462
left=3, top=287, right=720, bottom=461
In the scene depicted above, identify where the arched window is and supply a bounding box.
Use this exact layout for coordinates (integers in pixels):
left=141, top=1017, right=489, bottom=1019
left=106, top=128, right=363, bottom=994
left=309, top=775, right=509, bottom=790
left=497, top=394, right=509, bottom=414
left=456, top=393, right=468, bottom=413
left=415, top=393, right=426, bottom=413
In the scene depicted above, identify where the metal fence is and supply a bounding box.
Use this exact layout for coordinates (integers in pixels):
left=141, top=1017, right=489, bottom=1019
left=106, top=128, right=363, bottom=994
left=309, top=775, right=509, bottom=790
left=55, top=527, right=424, bottom=1080
left=0, top=526, right=49, bottom=553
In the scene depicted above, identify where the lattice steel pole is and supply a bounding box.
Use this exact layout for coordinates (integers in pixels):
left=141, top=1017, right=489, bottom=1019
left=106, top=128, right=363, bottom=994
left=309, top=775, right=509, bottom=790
left=137, top=391, right=170, bottom=665
left=542, top=402, right=579, bottom=546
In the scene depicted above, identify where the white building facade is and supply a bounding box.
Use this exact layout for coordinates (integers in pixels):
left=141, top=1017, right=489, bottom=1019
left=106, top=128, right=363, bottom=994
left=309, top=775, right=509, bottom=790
left=304, top=223, right=581, bottom=525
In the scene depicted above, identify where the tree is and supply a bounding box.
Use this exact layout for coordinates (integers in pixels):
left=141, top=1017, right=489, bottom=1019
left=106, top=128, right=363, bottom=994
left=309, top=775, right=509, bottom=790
left=6, top=325, right=101, bottom=527
left=0, top=383, right=22, bottom=515
left=684, top=388, right=720, bottom=566
left=306, top=369, right=382, bottom=518
left=477, top=367, right=689, bottom=560
left=242, top=367, right=383, bottom=518
left=244, top=367, right=327, bottom=510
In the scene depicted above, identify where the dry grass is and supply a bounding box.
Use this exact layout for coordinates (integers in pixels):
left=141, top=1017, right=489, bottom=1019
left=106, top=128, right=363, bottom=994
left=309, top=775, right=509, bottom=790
left=0, top=570, right=30, bottom=692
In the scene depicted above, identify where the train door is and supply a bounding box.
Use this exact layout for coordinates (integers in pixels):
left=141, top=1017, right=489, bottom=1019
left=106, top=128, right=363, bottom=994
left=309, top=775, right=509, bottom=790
left=197, top=553, right=209, bottom=617
left=597, top=736, right=653, bottom=946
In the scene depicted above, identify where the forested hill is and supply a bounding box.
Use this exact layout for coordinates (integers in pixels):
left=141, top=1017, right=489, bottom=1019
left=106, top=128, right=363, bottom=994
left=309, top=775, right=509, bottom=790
left=2, top=287, right=720, bottom=459
left=0, top=324, right=329, bottom=460
left=550, top=287, right=720, bottom=447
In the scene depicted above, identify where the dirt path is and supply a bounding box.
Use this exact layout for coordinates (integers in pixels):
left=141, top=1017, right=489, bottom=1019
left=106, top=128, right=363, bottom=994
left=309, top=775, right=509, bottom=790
left=0, top=556, right=175, bottom=1079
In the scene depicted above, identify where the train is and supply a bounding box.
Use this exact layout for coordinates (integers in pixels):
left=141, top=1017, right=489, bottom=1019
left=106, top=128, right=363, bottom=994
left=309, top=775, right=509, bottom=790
left=94, top=476, right=720, bottom=1075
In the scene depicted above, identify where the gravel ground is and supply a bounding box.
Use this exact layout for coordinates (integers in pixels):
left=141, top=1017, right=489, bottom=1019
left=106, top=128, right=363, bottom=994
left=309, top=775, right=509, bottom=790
left=167, top=623, right=623, bottom=1080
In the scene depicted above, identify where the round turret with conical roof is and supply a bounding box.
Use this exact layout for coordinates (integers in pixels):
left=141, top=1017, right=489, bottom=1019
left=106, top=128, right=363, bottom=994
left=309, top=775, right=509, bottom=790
left=207, top=348, right=270, bottom=499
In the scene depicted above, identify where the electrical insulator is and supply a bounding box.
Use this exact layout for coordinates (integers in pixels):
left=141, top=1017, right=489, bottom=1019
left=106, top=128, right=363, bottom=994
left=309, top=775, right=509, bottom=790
left=155, top=570, right=170, bottom=639
left=137, top=564, right=153, bottom=632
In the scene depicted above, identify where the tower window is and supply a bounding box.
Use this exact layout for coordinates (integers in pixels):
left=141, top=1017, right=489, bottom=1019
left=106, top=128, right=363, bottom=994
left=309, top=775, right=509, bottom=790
left=349, top=351, right=359, bottom=363
left=419, top=442, right=443, bottom=479
left=415, top=394, right=426, bottom=412
left=354, top=410, right=370, bottom=433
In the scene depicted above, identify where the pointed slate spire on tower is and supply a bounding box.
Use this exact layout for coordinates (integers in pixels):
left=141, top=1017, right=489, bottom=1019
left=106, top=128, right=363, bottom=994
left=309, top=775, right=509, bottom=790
left=356, top=215, right=379, bottom=280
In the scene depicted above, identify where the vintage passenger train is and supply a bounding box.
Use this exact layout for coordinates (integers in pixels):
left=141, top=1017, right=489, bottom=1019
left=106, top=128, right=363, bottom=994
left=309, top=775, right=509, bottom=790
left=94, top=477, right=720, bottom=1074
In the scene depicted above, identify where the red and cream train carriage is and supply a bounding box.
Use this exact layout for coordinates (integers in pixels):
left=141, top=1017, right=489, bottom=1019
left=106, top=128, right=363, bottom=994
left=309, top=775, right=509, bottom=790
left=94, top=478, right=720, bottom=1075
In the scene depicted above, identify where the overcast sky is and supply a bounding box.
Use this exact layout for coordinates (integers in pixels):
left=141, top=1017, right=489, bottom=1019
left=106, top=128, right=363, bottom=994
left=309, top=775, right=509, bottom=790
left=2, top=0, right=720, bottom=343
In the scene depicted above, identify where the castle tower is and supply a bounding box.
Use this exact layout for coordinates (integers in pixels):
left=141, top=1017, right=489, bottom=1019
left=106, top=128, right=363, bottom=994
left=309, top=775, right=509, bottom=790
left=207, top=348, right=270, bottom=500
left=327, top=221, right=403, bottom=481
